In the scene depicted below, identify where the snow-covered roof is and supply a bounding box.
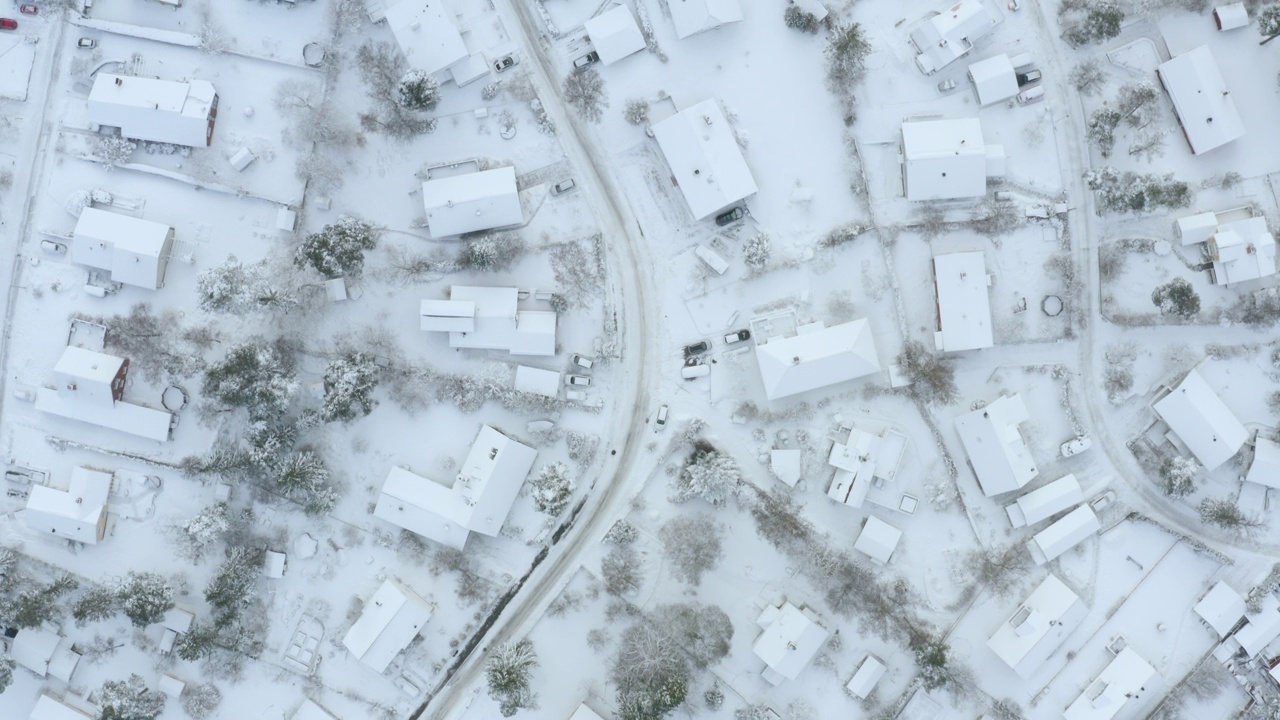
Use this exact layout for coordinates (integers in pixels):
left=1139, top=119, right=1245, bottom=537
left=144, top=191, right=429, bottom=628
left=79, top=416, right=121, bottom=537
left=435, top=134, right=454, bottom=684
left=910, top=0, right=1000, bottom=74
left=1152, top=368, right=1247, bottom=470
left=1063, top=647, right=1157, bottom=720
left=770, top=448, right=802, bottom=487
left=1028, top=505, right=1100, bottom=566
left=846, top=655, right=886, bottom=699
left=1247, top=435, right=1280, bottom=489
left=1194, top=581, right=1246, bottom=638
left=752, top=602, right=829, bottom=683
left=1208, top=216, right=1276, bottom=285
left=1215, top=2, right=1249, bottom=29
left=341, top=579, right=433, bottom=673
left=1176, top=212, right=1219, bottom=245
left=652, top=98, right=757, bottom=220
left=902, top=119, right=990, bottom=201
left=384, top=0, right=468, bottom=75
left=29, top=695, right=93, bottom=720
left=854, top=516, right=902, bottom=565
left=955, top=394, right=1037, bottom=496
left=827, top=427, right=907, bottom=508
left=1234, top=595, right=1280, bottom=657
left=754, top=319, right=880, bottom=401
left=1157, top=46, right=1244, bottom=155
left=667, top=0, right=743, bottom=39
left=161, top=607, right=194, bottom=634
left=420, top=167, right=523, bottom=238
left=933, top=251, right=993, bottom=352
left=419, top=299, right=476, bottom=332
left=584, top=6, right=646, bottom=65
left=291, top=699, right=338, bottom=720
left=265, top=551, right=287, bottom=579
left=71, top=208, right=173, bottom=289
left=421, top=287, right=556, bottom=356
left=23, top=467, right=112, bottom=544
left=968, top=54, right=1018, bottom=106
left=374, top=425, right=537, bottom=549
left=52, top=346, right=125, bottom=408
left=158, top=675, right=185, bottom=697
left=1005, top=474, right=1084, bottom=528
left=514, top=365, right=560, bottom=398
left=986, top=574, right=1087, bottom=678
left=35, top=387, right=171, bottom=442
left=568, top=705, right=605, bottom=720
left=13, top=629, right=79, bottom=682
left=88, top=74, right=217, bottom=147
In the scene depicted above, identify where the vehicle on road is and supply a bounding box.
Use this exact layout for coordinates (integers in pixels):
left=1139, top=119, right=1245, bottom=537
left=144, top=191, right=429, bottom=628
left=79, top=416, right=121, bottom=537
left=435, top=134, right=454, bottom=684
left=1, top=18, right=17, bottom=29
left=551, top=178, right=576, bottom=195
left=937, top=78, right=957, bottom=92
left=77, top=37, right=97, bottom=49
left=493, top=55, right=518, bottom=73
left=19, top=5, right=36, bottom=15
left=571, top=354, right=594, bottom=369
left=1060, top=435, right=1092, bottom=457
left=565, top=374, right=592, bottom=387
left=724, top=329, right=751, bottom=344
left=573, top=51, right=600, bottom=69
left=655, top=405, right=669, bottom=428
left=681, top=363, right=709, bottom=380
left=683, top=340, right=710, bottom=357
left=714, top=207, right=744, bottom=226
left=1016, top=69, right=1042, bottom=87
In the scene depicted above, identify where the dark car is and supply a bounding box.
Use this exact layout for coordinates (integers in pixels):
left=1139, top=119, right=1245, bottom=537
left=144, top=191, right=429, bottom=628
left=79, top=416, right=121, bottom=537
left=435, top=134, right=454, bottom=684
left=683, top=340, right=710, bottom=357
left=493, top=55, right=518, bottom=73
left=573, top=51, right=600, bottom=69
left=1016, top=69, right=1042, bottom=87
left=714, top=207, right=745, bottom=226
left=0, top=18, right=17, bottom=30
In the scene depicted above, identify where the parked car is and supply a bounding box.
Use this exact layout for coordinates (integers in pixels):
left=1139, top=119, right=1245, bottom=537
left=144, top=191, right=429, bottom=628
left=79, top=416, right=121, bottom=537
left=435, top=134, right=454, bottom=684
left=571, top=353, right=594, bottom=369
left=565, top=374, right=592, bottom=387
left=18, top=5, right=36, bottom=15
left=714, top=207, right=745, bottom=226
left=493, top=55, right=518, bottom=73
left=551, top=178, right=576, bottom=195
left=0, top=18, right=17, bottom=30
left=683, top=340, right=710, bottom=356
left=937, top=78, right=957, bottom=93
left=655, top=404, right=669, bottom=428
left=1060, top=434, right=1092, bottom=457
left=77, top=37, right=97, bottom=49
left=572, top=51, right=600, bottom=69
left=1016, top=69, right=1042, bottom=87
left=681, top=363, right=710, bottom=380
left=724, top=329, right=751, bottom=344
left=1016, top=86, right=1044, bottom=105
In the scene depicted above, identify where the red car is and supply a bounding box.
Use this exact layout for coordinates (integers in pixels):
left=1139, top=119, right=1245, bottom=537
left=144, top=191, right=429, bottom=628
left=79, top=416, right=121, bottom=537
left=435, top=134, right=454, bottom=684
left=0, top=18, right=17, bottom=30
left=18, top=5, right=36, bottom=15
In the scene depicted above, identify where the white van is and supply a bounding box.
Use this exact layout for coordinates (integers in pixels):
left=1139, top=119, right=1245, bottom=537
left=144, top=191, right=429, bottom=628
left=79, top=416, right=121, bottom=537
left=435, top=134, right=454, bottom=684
left=695, top=245, right=729, bottom=275
left=1016, top=86, right=1044, bottom=105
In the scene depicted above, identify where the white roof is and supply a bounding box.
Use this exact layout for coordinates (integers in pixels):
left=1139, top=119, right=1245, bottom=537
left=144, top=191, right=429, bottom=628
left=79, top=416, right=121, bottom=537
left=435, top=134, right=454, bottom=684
left=854, top=516, right=902, bottom=565
left=514, top=365, right=561, bottom=398
left=968, top=54, right=1018, bottom=106
left=902, top=119, right=989, bottom=201
left=419, top=299, right=476, bottom=332
left=1234, top=595, right=1280, bottom=657
left=24, top=467, right=112, bottom=544
left=1247, top=435, right=1280, bottom=489
left=1157, top=46, right=1244, bottom=155
left=1153, top=369, right=1247, bottom=470
left=754, top=319, right=880, bottom=401
left=846, top=655, right=886, bottom=699
left=568, top=705, right=605, bottom=720
left=1028, top=505, right=1100, bottom=565
left=1063, top=647, right=1157, bottom=720
left=827, top=428, right=908, bottom=508
left=292, top=699, right=339, bottom=720
left=420, top=167, right=523, bottom=238
left=1194, top=581, right=1246, bottom=638
left=384, top=0, right=468, bottom=75
left=955, top=394, right=1037, bottom=496
left=1209, top=216, right=1276, bottom=285
left=1215, top=2, right=1249, bottom=29
left=158, top=675, right=186, bottom=697
left=933, top=251, right=993, bottom=352
left=1005, top=474, right=1084, bottom=528
left=35, top=387, right=171, bottom=442
left=910, top=0, right=999, bottom=73
left=88, top=74, right=216, bottom=147
left=770, top=448, right=802, bottom=487
left=12, top=628, right=59, bottom=675
left=986, top=574, right=1087, bottom=678
left=652, top=98, right=758, bottom=219
left=584, top=6, right=646, bottom=65
left=29, top=696, right=92, bottom=720
left=752, top=602, right=829, bottom=681
left=72, top=208, right=173, bottom=289
left=375, top=426, right=536, bottom=549
left=341, top=579, right=433, bottom=673
left=1176, top=212, right=1219, bottom=245
left=161, top=607, right=195, bottom=633
left=53, top=346, right=125, bottom=408
left=265, top=551, right=287, bottom=579
left=668, top=0, right=743, bottom=39
left=432, top=286, right=556, bottom=356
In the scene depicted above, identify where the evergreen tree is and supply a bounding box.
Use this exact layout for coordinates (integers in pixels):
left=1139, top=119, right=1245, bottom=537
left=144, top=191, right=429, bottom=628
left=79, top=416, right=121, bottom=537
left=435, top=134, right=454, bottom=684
left=73, top=585, right=121, bottom=625
left=274, top=452, right=329, bottom=495
left=5, top=575, right=77, bottom=628
left=397, top=69, right=441, bottom=111
left=203, top=342, right=298, bottom=421
left=294, top=216, right=379, bottom=278
left=530, top=462, right=575, bottom=516
left=118, top=572, right=174, bottom=628
left=196, top=257, right=297, bottom=314
left=1152, top=278, right=1201, bottom=318
left=205, top=548, right=263, bottom=621
left=318, top=352, right=380, bottom=423
left=486, top=639, right=539, bottom=717
left=0, top=656, right=14, bottom=694
left=246, top=421, right=297, bottom=470
left=100, top=675, right=166, bottom=720
left=670, top=450, right=740, bottom=506
left=175, top=622, right=219, bottom=661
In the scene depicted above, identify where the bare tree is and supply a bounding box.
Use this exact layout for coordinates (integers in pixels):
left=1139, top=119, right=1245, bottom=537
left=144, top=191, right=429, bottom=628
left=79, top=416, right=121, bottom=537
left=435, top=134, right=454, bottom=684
left=896, top=340, right=958, bottom=405
left=659, top=515, right=724, bottom=586
left=1128, top=130, right=1166, bottom=162
left=1069, top=59, right=1106, bottom=96
left=965, top=544, right=1029, bottom=598
left=563, top=68, right=608, bottom=122
left=1199, top=497, right=1265, bottom=537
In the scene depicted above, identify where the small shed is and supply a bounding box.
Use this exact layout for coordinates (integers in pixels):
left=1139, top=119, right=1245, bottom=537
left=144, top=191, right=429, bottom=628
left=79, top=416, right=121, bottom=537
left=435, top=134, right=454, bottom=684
left=1247, top=434, right=1280, bottom=489
left=1194, top=580, right=1246, bottom=638
left=968, top=54, right=1018, bottom=106
left=29, top=695, right=94, bottom=720
left=229, top=147, right=256, bottom=172
left=1175, top=211, right=1218, bottom=245
left=325, top=277, right=348, bottom=302
left=514, top=365, right=561, bottom=398
left=265, top=551, right=287, bottom=579
left=846, top=655, right=886, bottom=699
left=158, top=675, right=186, bottom=697
left=1214, top=2, right=1248, bottom=29
left=276, top=207, right=298, bottom=232
left=854, top=516, right=902, bottom=565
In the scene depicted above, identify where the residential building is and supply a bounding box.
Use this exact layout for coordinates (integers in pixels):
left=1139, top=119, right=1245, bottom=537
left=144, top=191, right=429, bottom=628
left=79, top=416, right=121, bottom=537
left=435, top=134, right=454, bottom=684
left=1005, top=474, right=1084, bottom=528
left=584, top=6, right=646, bottom=64
left=1027, top=505, right=1100, bottom=566
left=932, top=251, right=994, bottom=352
left=420, top=286, right=556, bottom=356
left=902, top=119, right=1003, bottom=201
left=1206, top=216, right=1276, bottom=285
left=846, top=655, right=886, bottom=699
left=568, top=705, right=605, bottom=720
left=88, top=74, right=218, bottom=147
left=652, top=98, right=757, bottom=219
left=854, top=516, right=902, bottom=565
left=968, top=54, right=1018, bottom=106
left=910, top=0, right=1000, bottom=74
left=11, top=627, right=80, bottom=682
left=384, top=0, right=469, bottom=76
left=1193, top=581, right=1246, bottom=638
left=1157, top=46, right=1244, bottom=155
left=420, top=167, right=523, bottom=238
left=292, top=699, right=339, bottom=720
left=1152, top=368, right=1247, bottom=470
left=23, top=467, right=112, bottom=544
left=753, top=319, right=880, bottom=401
left=1063, top=647, right=1156, bottom=720
left=34, top=347, right=172, bottom=442
left=29, top=695, right=93, bottom=720
left=770, top=448, right=802, bottom=487
left=1231, top=594, right=1280, bottom=657
left=955, top=394, right=1037, bottom=496
left=1247, top=434, right=1280, bottom=489
left=71, top=208, right=175, bottom=290
left=341, top=579, right=433, bottom=673
left=668, top=0, right=743, bottom=39
left=986, top=574, right=1087, bottom=678
left=827, top=426, right=908, bottom=509
left=752, top=601, right=829, bottom=685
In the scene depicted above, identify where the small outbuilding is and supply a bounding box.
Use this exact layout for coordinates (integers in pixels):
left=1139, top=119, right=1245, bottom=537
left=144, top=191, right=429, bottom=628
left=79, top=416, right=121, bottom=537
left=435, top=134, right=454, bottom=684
left=1206, top=216, right=1276, bottom=286
left=968, top=54, right=1018, bottom=106
left=514, top=365, right=561, bottom=398
left=420, top=167, right=523, bottom=238
left=342, top=579, right=434, bottom=673
left=652, top=98, right=758, bottom=220
left=584, top=6, right=646, bottom=65
left=1213, top=2, right=1248, bottom=30
left=29, top=695, right=94, bottom=720
left=23, top=467, right=112, bottom=544
left=1193, top=580, right=1246, bottom=638
left=1027, top=505, right=1100, bottom=565
left=854, top=516, right=903, bottom=565
left=1247, top=434, right=1280, bottom=489
left=72, top=208, right=175, bottom=290
left=845, top=655, right=886, bottom=699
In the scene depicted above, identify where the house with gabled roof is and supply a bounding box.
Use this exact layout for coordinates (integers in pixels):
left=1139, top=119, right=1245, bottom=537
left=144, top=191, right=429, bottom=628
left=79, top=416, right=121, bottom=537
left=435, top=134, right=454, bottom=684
left=11, top=627, right=81, bottom=683
left=342, top=579, right=433, bottom=673
left=753, top=318, right=879, bottom=401
left=1157, top=46, right=1243, bottom=155
left=34, top=347, right=172, bottom=442
left=752, top=600, right=829, bottom=685
left=29, top=695, right=94, bottom=720
left=1027, top=505, right=1100, bottom=566
left=1152, top=368, right=1247, bottom=470
left=932, top=251, right=995, bottom=351
left=385, top=0, right=469, bottom=76
left=584, top=5, right=646, bottom=65
left=1230, top=594, right=1280, bottom=657
left=1193, top=581, right=1246, bottom=638
left=421, top=286, right=557, bottom=356
left=23, top=467, right=112, bottom=544
left=910, top=0, right=1000, bottom=74
left=652, top=98, right=757, bottom=220
left=420, top=167, right=523, bottom=238
left=968, top=54, right=1018, bottom=106
left=89, top=74, right=218, bottom=147
left=987, top=574, right=1087, bottom=678
left=1247, top=434, right=1280, bottom=489
left=1063, top=647, right=1157, bottom=720
left=854, top=516, right=902, bottom=565
left=955, top=394, right=1037, bottom=496
left=1005, top=474, right=1084, bottom=528
left=668, top=0, right=743, bottom=39
left=71, top=208, right=175, bottom=290
left=903, top=119, right=1002, bottom=201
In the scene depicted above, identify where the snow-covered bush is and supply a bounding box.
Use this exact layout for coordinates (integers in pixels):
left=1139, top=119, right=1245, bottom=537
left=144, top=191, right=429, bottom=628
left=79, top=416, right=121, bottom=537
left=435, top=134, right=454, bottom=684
left=896, top=340, right=958, bottom=405
left=1060, top=0, right=1124, bottom=46
left=316, top=352, right=381, bottom=423
left=1070, top=59, right=1106, bottom=96
left=563, top=68, right=608, bottom=123
left=0, top=656, right=14, bottom=694
left=784, top=5, right=820, bottom=33
left=612, top=621, right=689, bottom=720
left=550, top=236, right=605, bottom=309
left=704, top=684, right=725, bottom=710
left=670, top=449, right=740, bottom=506
left=118, top=572, right=174, bottom=628
left=397, top=69, right=441, bottom=111
left=1259, top=5, right=1280, bottom=43
left=530, top=462, right=575, bottom=516
left=203, top=342, right=298, bottom=422
left=743, top=233, right=771, bottom=275
left=1085, top=167, right=1192, bottom=213
left=197, top=257, right=298, bottom=314
left=100, top=674, right=166, bottom=720
left=604, top=519, right=637, bottom=545
left=659, top=514, right=724, bottom=586
left=1159, top=456, right=1201, bottom=497
left=624, top=98, right=650, bottom=125
left=1151, top=277, right=1201, bottom=318
left=485, top=640, right=539, bottom=717
left=95, top=136, right=137, bottom=167
left=295, top=216, right=380, bottom=278
left=461, top=232, right=526, bottom=272
left=180, top=683, right=221, bottom=719
left=179, top=504, right=231, bottom=562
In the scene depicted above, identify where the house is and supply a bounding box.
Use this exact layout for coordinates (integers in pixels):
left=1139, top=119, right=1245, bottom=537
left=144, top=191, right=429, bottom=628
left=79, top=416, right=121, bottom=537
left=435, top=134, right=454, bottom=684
left=584, top=6, right=646, bottom=65
left=827, top=426, right=908, bottom=509
left=1247, top=434, right=1280, bottom=489
left=420, top=286, right=557, bottom=356
left=752, top=601, right=829, bottom=685
left=1027, top=505, right=1100, bottom=565
left=854, top=516, right=902, bottom=565
left=71, top=208, right=176, bottom=290
left=1231, top=594, right=1280, bottom=657
left=384, top=0, right=469, bottom=76
left=1214, top=2, right=1248, bottom=29
left=420, top=167, right=523, bottom=238
left=910, top=0, right=1000, bottom=74
left=514, top=365, right=561, bottom=398
left=568, top=705, right=605, bottom=720
left=1157, top=46, right=1244, bottom=155
left=1063, top=647, right=1156, bottom=720
left=374, top=425, right=537, bottom=548
left=158, top=675, right=185, bottom=698
left=11, top=627, right=81, bottom=682
left=88, top=74, right=218, bottom=147
left=933, top=251, right=995, bottom=351
left=955, top=394, right=1037, bottom=496
left=986, top=574, right=1087, bottom=678
left=29, top=695, right=94, bottom=720
left=667, top=0, right=743, bottom=39
left=342, top=579, right=433, bottom=673
left=1206, top=217, right=1276, bottom=285
left=34, top=347, right=172, bottom=442
left=968, top=54, right=1018, bottom=106
left=1193, top=581, right=1246, bottom=638
left=23, top=467, right=112, bottom=544
left=292, top=699, right=339, bottom=720
left=652, top=98, right=758, bottom=220
left=1005, top=474, right=1084, bottom=528
left=902, top=119, right=1003, bottom=201
left=1152, top=368, right=1247, bottom=470
left=753, top=319, right=880, bottom=401
left=845, top=655, right=886, bottom=699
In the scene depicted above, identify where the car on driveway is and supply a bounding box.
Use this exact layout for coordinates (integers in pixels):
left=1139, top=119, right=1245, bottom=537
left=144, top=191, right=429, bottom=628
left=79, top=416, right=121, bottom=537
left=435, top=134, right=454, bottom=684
left=552, top=179, right=576, bottom=195
left=571, top=353, right=594, bottom=369
left=0, top=18, right=17, bottom=29
left=714, top=207, right=745, bottom=226
left=493, top=55, right=518, bottom=73
left=573, top=51, right=600, bottom=69
left=724, top=329, right=751, bottom=345
left=683, top=340, right=710, bottom=357
left=77, top=37, right=97, bottom=49
left=937, top=78, right=957, bottom=92
left=655, top=405, right=669, bottom=428
left=1016, top=69, right=1042, bottom=87
left=18, top=5, right=36, bottom=15
left=1060, top=435, right=1092, bottom=457
left=565, top=374, right=592, bottom=387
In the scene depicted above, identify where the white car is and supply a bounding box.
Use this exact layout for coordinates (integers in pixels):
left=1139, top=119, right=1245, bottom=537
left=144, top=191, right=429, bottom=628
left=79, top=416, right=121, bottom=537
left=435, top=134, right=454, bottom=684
left=724, top=329, right=751, bottom=344
left=571, top=354, right=594, bottom=369
left=1060, top=435, right=1092, bottom=457
left=655, top=405, right=669, bottom=429
left=565, top=374, right=592, bottom=387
